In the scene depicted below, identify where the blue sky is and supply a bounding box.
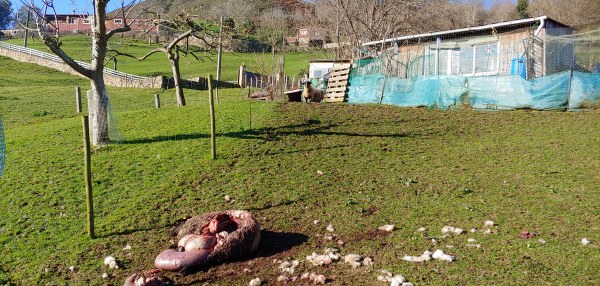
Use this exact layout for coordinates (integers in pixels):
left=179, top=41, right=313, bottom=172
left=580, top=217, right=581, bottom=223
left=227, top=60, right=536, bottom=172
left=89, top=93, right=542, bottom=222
left=12, top=0, right=517, bottom=14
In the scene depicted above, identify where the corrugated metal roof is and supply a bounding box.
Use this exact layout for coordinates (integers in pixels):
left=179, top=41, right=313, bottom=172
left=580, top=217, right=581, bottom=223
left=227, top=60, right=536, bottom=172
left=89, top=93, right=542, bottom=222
left=362, top=16, right=570, bottom=47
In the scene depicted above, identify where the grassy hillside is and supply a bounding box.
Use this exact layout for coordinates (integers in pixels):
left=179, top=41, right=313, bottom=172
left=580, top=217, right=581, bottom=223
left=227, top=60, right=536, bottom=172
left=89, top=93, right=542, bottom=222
left=0, top=55, right=599, bottom=285
left=5, top=36, right=325, bottom=81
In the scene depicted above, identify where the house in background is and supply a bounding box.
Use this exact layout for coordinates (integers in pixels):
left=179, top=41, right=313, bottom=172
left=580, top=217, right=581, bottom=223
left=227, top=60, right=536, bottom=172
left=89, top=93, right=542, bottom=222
left=361, top=16, right=573, bottom=80
left=43, top=14, right=159, bottom=35
left=285, top=27, right=331, bottom=48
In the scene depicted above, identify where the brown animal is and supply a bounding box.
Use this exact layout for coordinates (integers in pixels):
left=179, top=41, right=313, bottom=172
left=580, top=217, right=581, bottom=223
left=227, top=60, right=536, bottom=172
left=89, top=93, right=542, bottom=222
left=302, top=79, right=324, bottom=103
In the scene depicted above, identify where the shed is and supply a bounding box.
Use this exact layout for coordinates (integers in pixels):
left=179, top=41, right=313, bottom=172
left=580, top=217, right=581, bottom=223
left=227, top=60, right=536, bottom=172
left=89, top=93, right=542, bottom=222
left=361, top=16, right=573, bottom=80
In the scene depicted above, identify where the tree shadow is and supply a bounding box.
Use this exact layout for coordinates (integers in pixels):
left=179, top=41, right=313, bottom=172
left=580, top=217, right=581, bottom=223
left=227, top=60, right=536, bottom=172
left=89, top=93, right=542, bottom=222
left=120, top=119, right=414, bottom=145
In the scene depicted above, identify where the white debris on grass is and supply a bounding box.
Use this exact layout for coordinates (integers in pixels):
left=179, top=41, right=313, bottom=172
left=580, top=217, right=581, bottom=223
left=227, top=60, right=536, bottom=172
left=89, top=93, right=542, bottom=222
left=484, top=229, right=492, bottom=235
left=101, top=273, right=108, bottom=279
left=277, top=275, right=290, bottom=283
left=484, top=220, right=494, bottom=227
left=279, top=260, right=300, bottom=274
left=467, top=238, right=477, bottom=243
left=249, top=277, right=262, bottom=286
left=378, top=224, right=395, bottom=232
left=581, top=238, right=591, bottom=246
left=326, top=224, right=335, bottom=232
left=538, top=238, right=547, bottom=245
left=431, top=249, right=455, bottom=262
left=306, top=248, right=340, bottom=266
left=441, top=226, right=464, bottom=235
left=344, top=254, right=373, bottom=268
left=418, top=227, right=427, bottom=232
left=402, top=250, right=432, bottom=263
left=466, top=244, right=481, bottom=248
left=313, top=220, right=321, bottom=225
left=122, top=244, right=132, bottom=251
left=317, top=170, right=324, bottom=176
left=470, top=228, right=477, bottom=233
left=224, top=195, right=235, bottom=203
left=344, top=254, right=362, bottom=268
left=68, top=266, right=75, bottom=272
left=300, top=272, right=326, bottom=284
left=377, top=270, right=414, bottom=286
left=103, top=256, right=119, bottom=269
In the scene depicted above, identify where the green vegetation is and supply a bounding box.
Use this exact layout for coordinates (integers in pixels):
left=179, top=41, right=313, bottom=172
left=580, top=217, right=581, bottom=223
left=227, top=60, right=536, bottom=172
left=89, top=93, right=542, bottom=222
left=6, top=36, right=325, bottom=80
left=1, top=55, right=599, bottom=285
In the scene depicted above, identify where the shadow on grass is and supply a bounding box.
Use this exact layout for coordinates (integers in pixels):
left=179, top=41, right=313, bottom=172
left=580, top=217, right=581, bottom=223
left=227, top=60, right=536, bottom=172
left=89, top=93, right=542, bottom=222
left=120, top=120, right=413, bottom=145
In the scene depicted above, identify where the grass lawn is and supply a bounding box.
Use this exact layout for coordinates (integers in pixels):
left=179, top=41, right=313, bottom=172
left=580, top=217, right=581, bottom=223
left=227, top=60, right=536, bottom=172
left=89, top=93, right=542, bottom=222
left=5, top=36, right=327, bottom=81
left=0, top=55, right=599, bottom=285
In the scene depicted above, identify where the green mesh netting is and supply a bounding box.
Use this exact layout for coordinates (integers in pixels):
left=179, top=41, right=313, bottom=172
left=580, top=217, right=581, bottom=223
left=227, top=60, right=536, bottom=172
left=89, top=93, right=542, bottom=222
left=0, top=116, right=5, bottom=177
left=347, top=71, right=600, bottom=110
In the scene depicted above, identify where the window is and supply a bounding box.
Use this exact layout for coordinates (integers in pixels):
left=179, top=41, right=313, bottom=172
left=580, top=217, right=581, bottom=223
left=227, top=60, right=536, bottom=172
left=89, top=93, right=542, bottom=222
left=446, top=41, right=499, bottom=76
left=82, top=19, right=90, bottom=24
left=299, top=29, right=308, bottom=35
left=69, top=17, right=77, bottom=24
left=114, top=19, right=123, bottom=24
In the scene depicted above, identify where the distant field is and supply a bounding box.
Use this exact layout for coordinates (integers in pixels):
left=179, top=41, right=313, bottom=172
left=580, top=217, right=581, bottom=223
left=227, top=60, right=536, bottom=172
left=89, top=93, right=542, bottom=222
left=5, top=36, right=328, bottom=81
left=1, top=55, right=599, bottom=285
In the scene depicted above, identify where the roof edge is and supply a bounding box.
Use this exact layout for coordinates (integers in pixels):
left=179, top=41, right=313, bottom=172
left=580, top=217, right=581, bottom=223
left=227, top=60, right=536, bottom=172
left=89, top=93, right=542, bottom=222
left=362, top=16, right=569, bottom=47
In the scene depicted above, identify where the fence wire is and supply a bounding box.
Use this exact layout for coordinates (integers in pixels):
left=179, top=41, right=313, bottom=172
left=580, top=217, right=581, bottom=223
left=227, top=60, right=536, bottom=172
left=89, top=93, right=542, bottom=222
left=350, top=26, right=600, bottom=110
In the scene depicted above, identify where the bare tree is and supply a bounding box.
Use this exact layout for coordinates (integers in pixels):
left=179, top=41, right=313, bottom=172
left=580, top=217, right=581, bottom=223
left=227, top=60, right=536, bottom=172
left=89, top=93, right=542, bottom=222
left=314, top=0, right=447, bottom=58
left=131, top=14, right=216, bottom=106
left=529, top=0, right=600, bottom=29
left=22, top=0, right=143, bottom=146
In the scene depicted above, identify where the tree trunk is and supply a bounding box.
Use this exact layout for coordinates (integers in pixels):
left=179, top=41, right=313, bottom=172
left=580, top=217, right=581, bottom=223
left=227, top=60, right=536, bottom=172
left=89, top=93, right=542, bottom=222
left=88, top=77, right=110, bottom=146
left=168, top=52, right=186, bottom=106
left=89, top=22, right=110, bottom=145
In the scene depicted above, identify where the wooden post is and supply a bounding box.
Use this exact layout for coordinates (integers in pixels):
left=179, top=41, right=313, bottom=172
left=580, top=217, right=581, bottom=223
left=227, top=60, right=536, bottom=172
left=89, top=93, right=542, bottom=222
left=75, top=87, right=82, bottom=114
left=154, top=93, right=161, bottom=108
left=215, top=16, right=224, bottom=104
left=208, top=75, right=216, bottom=160
left=82, top=116, right=95, bottom=239
left=248, top=86, right=252, bottom=130
left=113, top=57, right=117, bottom=71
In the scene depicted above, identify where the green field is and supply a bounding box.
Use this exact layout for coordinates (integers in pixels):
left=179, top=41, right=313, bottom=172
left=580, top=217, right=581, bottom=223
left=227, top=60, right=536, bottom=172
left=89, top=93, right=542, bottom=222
left=6, top=36, right=326, bottom=81
left=0, top=55, right=599, bottom=285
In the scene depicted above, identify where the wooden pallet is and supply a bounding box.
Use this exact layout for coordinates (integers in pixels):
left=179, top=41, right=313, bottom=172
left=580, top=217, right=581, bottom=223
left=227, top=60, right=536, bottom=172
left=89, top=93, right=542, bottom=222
left=324, top=63, right=352, bottom=103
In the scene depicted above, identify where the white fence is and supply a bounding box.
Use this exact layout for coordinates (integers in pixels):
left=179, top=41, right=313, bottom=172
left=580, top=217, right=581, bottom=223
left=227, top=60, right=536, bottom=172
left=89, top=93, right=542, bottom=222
left=0, top=41, right=148, bottom=81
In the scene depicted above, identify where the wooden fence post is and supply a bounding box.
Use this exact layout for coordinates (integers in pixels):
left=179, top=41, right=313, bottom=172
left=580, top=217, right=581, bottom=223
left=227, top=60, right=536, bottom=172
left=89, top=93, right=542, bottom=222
left=154, top=93, right=161, bottom=108
left=208, top=75, right=216, bottom=160
left=75, top=87, right=82, bottom=114
left=81, top=116, right=95, bottom=239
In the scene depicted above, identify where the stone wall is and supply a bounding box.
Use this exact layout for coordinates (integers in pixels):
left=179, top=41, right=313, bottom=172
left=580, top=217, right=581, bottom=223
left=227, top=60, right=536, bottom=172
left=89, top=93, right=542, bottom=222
left=0, top=45, right=162, bottom=88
